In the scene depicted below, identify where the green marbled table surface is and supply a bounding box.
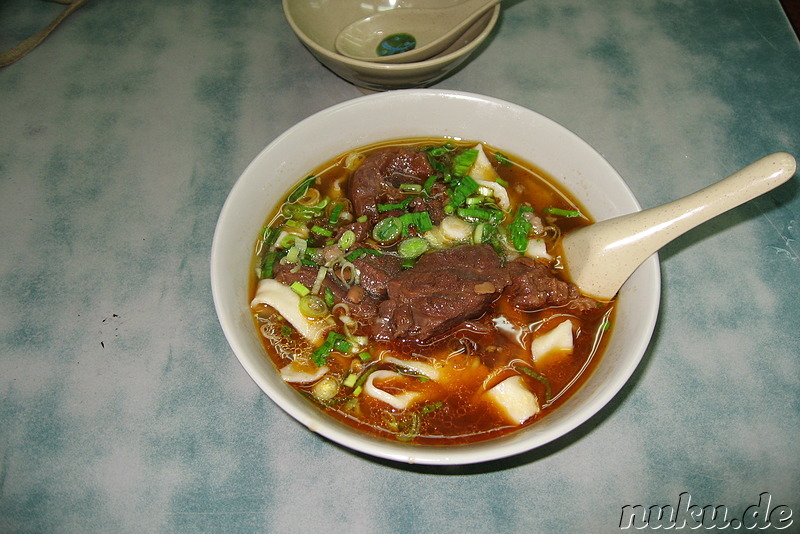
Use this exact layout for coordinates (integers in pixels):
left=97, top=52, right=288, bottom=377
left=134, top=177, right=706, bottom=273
left=1, top=0, right=798, bottom=532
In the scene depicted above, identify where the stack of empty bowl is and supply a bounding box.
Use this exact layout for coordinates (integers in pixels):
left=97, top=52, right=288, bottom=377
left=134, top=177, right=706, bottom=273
left=282, top=0, right=500, bottom=92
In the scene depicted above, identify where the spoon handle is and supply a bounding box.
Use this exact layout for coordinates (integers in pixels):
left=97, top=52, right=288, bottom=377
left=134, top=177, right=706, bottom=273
left=562, top=152, right=797, bottom=300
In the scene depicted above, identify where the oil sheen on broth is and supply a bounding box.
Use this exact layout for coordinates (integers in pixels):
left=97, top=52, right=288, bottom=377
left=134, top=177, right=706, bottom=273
left=250, top=138, right=614, bottom=445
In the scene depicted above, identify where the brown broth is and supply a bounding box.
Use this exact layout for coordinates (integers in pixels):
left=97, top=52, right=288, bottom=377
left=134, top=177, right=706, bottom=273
left=250, top=138, right=615, bottom=445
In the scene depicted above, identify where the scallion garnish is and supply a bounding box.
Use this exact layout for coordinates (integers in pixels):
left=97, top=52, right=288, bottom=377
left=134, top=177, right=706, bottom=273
left=323, top=287, right=335, bottom=308
left=259, top=250, right=284, bottom=279
left=493, top=152, right=512, bottom=167
left=507, top=205, right=534, bottom=252
left=423, top=174, right=438, bottom=194
left=311, top=225, right=333, bottom=237
left=342, top=374, right=358, bottom=388
left=377, top=197, right=414, bottom=212
left=298, top=294, right=328, bottom=318
left=399, top=183, right=422, bottom=194
left=261, top=226, right=281, bottom=248
left=328, top=203, right=344, bottom=224
left=515, top=365, right=552, bottom=403
left=542, top=206, right=583, bottom=218
left=282, top=203, right=324, bottom=221
left=337, top=229, right=356, bottom=250
left=290, top=281, right=310, bottom=297
left=345, top=247, right=383, bottom=262
left=421, top=401, right=443, bottom=415
left=311, top=331, right=351, bottom=366
left=398, top=211, right=433, bottom=235
left=456, top=206, right=503, bottom=224
left=447, top=175, right=480, bottom=209
left=287, top=175, right=316, bottom=202
left=451, top=149, right=478, bottom=177
left=397, top=237, right=429, bottom=259
left=372, top=217, right=403, bottom=242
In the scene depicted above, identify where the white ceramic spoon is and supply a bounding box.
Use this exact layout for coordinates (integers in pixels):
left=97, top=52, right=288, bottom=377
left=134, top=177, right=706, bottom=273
left=334, top=0, right=502, bottom=63
left=561, top=152, right=797, bottom=300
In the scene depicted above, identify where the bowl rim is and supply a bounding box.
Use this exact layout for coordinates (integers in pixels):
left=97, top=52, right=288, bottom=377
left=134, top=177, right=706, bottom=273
left=281, top=0, right=501, bottom=70
left=211, top=89, right=661, bottom=465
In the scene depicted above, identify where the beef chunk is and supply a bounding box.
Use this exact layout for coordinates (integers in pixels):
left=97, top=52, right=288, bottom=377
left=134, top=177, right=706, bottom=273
left=349, top=148, right=434, bottom=220
left=374, top=244, right=510, bottom=342
left=274, top=263, right=347, bottom=300
left=353, top=254, right=404, bottom=299
left=409, top=195, right=447, bottom=225
left=334, top=220, right=371, bottom=246
left=503, top=257, right=597, bottom=311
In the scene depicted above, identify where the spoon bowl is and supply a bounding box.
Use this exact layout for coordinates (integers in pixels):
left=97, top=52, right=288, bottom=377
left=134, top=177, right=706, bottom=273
left=561, top=152, right=797, bottom=300
left=335, top=0, right=503, bottom=63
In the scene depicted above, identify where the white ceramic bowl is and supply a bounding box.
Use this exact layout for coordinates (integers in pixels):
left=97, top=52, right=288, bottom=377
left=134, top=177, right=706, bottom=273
left=211, top=90, right=661, bottom=465
left=282, top=0, right=500, bottom=91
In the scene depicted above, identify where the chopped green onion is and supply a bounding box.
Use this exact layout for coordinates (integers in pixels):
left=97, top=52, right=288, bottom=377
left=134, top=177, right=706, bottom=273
left=342, top=374, right=358, bottom=388
left=447, top=175, right=480, bottom=209
left=397, top=237, right=429, bottom=258
left=423, top=175, right=438, bottom=194
left=287, top=175, right=316, bottom=202
left=356, top=215, right=368, bottom=223
left=299, top=294, right=328, bottom=318
left=290, top=281, right=310, bottom=297
left=311, top=225, right=333, bottom=237
left=259, top=250, right=284, bottom=279
left=312, top=331, right=349, bottom=366
left=457, top=207, right=503, bottom=223
left=281, top=203, right=323, bottom=221
left=278, top=234, right=295, bottom=248
left=323, top=287, right=335, bottom=308
left=399, top=183, right=422, bottom=194
left=421, top=401, right=443, bottom=415
left=515, top=365, right=552, bottom=403
left=346, top=247, right=383, bottom=261
left=333, top=336, right=352, bottom=353
left=507, top=206, right=534, bottom=252
left=337, top=229, right=356, bottom=250
left=472, top=223, right=487, bottom=244
left=543, top=206, right=583, bottom=218
left=493, top=152, right=512, bottom=167
left=452, top=149, right=478, bottom=177
left=284, top=246, right=300, bottom=264
left=398, top=211, right=433, bottom=235
left=358, top=351, right=372, bottom=361
left=377, top=197, right=414, bottom=212
left=495, top=176, right=509, bottom=187
left=260, top=226, right=281, bottom=248
left=311, top=265, right=328, bottom=295
left=373, top=217, right=403, bottom=242
left=395, top=412, right=422, bottom=441
left=424, top=144, right=454, bottom=157
left=328, top=203, right=344, bottom=224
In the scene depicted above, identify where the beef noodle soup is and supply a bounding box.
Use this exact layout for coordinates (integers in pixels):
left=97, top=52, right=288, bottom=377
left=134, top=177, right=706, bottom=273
left=250, top=138, right=614, bottom=445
